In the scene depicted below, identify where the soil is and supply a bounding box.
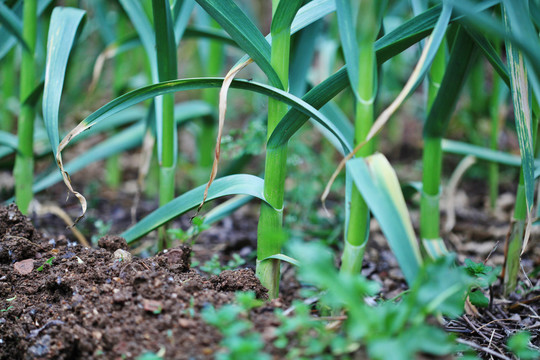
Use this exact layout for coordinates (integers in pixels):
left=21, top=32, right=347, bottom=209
left=0, top=182, right=539, bottom=359
left=0, top=204, right=273, bottom=360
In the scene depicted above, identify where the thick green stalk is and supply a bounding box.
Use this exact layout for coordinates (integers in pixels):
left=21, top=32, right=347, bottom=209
left=153, top=0, right=178, bottom=250
left=256, top=2, right=293, bottom=299
left=14, top=0, right=37, bottom=214
left=420, top=42, right=447, bottom=258
left=1, top=49, right=16, bottom=132
left=420, top=137, right=442, bottom=244
left=340, top=0, right=377, bottom=275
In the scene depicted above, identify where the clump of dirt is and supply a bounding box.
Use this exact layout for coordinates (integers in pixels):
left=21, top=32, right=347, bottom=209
left=97, top=235, right=129, bottom=252
left=0, top=204, right=270, bottom=360
left=0, top=204, right=49, bottom=264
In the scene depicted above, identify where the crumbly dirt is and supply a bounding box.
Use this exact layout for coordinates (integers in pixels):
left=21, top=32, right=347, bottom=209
left=0, top=204, right=270, bottom=360
left=1, top=185, right=540, bottom=360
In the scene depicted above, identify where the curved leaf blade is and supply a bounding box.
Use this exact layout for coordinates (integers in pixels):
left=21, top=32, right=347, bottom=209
left=442, top=139, right=530, bottom=167
left=194, top=0, right=282, bottom=88
left=0, top=130, right=18, bottom=151
left=347, top=155, right=422, bottom=285
left=42, top=7, right=86, bottom=156
left=267, top=3, right=497, bottom=151
left=236, top=0, right=335, bottom=66
left=32, top=101, right=213, bottom=195
left=464, top=25, right=509, bottom=87
left=262, top=254, right=300, bottom=267
left=122, top=174, right=268, bottom=242
left=68, top=77, right=352, bottom=154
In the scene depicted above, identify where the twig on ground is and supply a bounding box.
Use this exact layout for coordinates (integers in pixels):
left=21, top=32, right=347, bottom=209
left=456, top=338, right=511, bottom=360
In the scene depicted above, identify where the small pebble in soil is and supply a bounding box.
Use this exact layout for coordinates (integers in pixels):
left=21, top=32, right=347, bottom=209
left=14, top=259, right=34, bottom=275
left=28, top=335, right=51, bottom=357
left=113, top=249, right=132, bottom=262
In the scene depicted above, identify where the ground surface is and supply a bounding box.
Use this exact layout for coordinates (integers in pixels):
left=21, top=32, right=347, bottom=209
left=0, top=204, right=273, bottom=359
left=0, top=178, right=539, bottom=359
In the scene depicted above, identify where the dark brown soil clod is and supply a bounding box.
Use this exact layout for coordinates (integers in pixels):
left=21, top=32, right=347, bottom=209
left=97, top=235, right=128, bottom=252
left=0, top=205, right=273, bottom=360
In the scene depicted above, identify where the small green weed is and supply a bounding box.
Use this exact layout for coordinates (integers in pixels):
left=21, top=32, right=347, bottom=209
left=463, top=259, right=500, bottom=308
left=36, top=256, right=55, bottom=272
left=199, top=254, right=246, bottom=276
left=135, top=348, right=165, bottom=360
left=167, top=216, right=209, bottom=245
left=202, top=292, right=268, bottom=360
left=204, top=242, right=485, bottom=359
left=507, top=331, right=540, bottom=360
left=1, top=296, right=16, bottom=312
left=221, top=119, right=266, bottom=159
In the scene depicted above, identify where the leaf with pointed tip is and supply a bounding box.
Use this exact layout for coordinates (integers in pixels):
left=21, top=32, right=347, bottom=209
left=122, top=174, right=268, bottom=242
left=347, top=154, right=423, bottom=285
left=42, top=7, right=86, bottom=157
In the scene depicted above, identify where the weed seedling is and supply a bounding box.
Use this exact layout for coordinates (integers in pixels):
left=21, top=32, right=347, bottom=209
left=167, top=216, right=209, bottom=245
left=463, top=259, right=500, bottom=308
left=507, top=331, right=540, bottom=360
left=202, top=292, right=268, bottom=360
left=0, top=296, right=16, bottom=312
left=199, top=254, right=245, bottom=276
left=36, top=256, right=55, bottom=272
